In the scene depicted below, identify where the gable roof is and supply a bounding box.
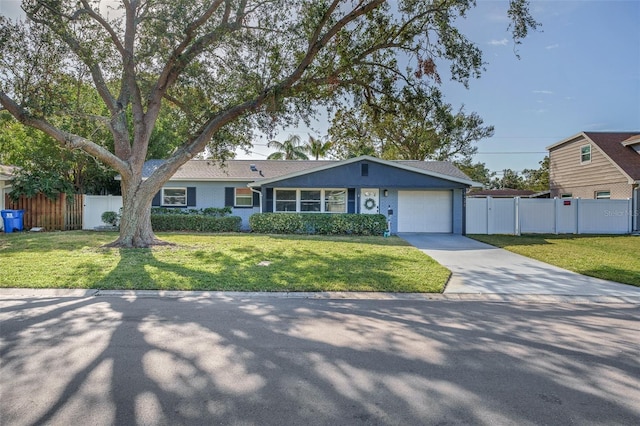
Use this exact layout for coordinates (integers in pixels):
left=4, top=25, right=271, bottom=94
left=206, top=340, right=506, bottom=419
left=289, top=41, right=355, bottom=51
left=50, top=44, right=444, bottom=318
left=140, top=156, right=478, bottom=186
left=141, top=159, right=335, bottom=181
left=245, top=155, right=478, bottom=187
left=547, top=131, right=640, bottom=182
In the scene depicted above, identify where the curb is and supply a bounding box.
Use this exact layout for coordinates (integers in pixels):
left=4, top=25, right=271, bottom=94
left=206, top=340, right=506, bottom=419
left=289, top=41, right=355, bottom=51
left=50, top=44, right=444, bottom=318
left=0, top=288, right=639, bottom=304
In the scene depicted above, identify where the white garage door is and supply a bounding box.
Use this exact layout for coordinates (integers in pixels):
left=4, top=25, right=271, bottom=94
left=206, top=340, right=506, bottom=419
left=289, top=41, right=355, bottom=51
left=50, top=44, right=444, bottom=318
left=398, top=190, right=452, bottom=233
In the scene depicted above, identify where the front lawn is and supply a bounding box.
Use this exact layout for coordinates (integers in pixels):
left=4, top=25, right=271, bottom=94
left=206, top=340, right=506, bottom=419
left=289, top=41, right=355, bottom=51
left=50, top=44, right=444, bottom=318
left=469, top=234, right=640, bottom=287
left=0, top=232, right=450, bottom=292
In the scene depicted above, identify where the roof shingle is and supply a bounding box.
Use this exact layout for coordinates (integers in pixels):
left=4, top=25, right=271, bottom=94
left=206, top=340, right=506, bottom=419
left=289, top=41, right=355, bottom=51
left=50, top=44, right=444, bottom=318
left=142, top=158, right=472, bottom=182
left=583, top=132, right=640, bottom=180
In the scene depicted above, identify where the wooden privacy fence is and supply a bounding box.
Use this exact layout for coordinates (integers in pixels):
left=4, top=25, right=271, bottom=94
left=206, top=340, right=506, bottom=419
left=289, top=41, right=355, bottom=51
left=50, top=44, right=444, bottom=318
left=3, top=193, right=83, bottom=231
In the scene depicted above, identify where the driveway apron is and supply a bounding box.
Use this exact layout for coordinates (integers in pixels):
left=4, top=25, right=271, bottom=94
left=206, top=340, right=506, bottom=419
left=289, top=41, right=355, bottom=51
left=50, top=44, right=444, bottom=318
left=399, top=233, right=640, bottom=296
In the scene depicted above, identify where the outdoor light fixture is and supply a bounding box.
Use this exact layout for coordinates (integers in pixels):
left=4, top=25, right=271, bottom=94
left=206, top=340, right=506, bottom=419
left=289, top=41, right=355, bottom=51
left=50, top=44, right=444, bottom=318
left=383, top=189, right=388, bottom=197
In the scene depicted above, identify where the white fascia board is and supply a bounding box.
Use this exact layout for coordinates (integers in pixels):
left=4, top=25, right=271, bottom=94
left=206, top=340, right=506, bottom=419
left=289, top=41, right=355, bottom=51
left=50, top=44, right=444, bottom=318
left=545, top=132, right=588, bottom=151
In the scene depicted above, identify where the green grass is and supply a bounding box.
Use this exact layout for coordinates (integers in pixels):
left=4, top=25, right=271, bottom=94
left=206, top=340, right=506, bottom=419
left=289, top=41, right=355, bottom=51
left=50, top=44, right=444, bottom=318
left=469, top=234, right=640, bottom=287
left=0, top=231, right=450, bottom=292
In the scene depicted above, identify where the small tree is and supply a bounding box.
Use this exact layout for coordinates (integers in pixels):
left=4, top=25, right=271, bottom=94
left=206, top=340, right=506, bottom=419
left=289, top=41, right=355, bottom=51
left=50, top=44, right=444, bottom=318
left=305, top=135, right=333, bottom=160
left=267, top=134, right=309, bottom=160
left=101, top=211, right=120, bottom=227
left=522, top=156, right=549, bottom=192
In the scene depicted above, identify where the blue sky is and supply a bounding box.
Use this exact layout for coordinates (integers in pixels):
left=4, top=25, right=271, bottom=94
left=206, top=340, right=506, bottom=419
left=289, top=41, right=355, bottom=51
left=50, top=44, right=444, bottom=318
left=246, top=1, right=640, bottom=174
left=2, top=1, right=638, bottom=174
left=434, top=0, right=640, bottom=174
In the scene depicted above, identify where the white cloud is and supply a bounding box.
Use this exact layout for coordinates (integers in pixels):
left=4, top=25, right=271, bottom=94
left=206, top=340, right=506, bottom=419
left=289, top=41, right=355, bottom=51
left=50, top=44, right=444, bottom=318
left=488, top=38, right=509, bottom=46
left=533, top=90, right=554, bottom=95
left=545, top=43, right=560, bottom=50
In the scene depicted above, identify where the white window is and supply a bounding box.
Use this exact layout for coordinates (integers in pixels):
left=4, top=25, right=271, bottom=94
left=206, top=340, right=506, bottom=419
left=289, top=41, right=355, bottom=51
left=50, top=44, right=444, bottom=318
left=580, top=144, right=591, bottom=163
left=274, top=189, right=347, bottom=213
left=235, top=187, right=253, bottom=207
left=275, top=189, right=297, bottom=212
left=595, top=191, right=610, bottom=199
left=162, top=187, right=187, bottom=206
left=325, top=190, right=347, bottom=213
left=300, top=190, right=321, bottom=212
left=561, top=193, right=573, bottom=199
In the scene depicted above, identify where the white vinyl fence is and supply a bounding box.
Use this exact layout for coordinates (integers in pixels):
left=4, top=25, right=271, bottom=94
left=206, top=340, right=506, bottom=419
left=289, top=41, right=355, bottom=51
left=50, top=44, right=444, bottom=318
left=467, top=197, right=635, bottom=235
left=83, top=195, right=123, bottom=230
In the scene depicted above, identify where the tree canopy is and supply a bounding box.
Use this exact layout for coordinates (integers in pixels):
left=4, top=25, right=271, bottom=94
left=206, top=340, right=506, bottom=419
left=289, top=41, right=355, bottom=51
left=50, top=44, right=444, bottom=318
left=0, top=0, right=538, bottom=247
left=329, top=85, right=494, bottom=161
left=489, top=157, right=549, bottom=191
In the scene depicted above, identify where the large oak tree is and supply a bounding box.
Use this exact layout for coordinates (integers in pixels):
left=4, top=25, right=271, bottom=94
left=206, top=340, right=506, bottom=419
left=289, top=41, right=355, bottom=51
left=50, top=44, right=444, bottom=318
left=0, top=0, right=538, bottom=247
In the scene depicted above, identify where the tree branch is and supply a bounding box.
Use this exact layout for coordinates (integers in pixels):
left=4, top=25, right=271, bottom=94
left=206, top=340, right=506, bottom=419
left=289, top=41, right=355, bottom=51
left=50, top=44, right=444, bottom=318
left=0, top=91, right=130, bottom=177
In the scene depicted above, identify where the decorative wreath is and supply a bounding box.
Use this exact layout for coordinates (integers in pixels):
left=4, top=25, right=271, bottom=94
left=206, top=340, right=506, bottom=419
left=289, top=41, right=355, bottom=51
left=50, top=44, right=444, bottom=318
left=364, top=198, right=376, bottom=210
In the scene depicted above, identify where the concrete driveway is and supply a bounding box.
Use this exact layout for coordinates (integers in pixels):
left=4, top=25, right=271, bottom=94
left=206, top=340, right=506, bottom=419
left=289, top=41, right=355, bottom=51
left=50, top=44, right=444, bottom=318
left=399, top=233, right=640, bottom=296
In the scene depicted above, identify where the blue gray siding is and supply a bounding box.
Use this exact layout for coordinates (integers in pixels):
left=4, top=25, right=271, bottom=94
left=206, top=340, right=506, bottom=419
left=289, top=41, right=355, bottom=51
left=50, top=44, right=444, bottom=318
left=156, top=181, right=258, bottom=230
left=453, top=188, right=464, bottom=234
left=260, top=160, right=467, bottom=189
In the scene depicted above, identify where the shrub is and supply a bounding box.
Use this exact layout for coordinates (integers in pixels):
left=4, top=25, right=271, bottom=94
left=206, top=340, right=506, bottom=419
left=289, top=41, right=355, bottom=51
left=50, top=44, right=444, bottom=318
left=151, top=214, right=241, bottom=232
left=201, top=207, right=232, bottom=217
left=101, top=211, right=119, bottom=227
left=150, top=206, right=232, bottom=217
left=249, top=213, right=388, bottom=235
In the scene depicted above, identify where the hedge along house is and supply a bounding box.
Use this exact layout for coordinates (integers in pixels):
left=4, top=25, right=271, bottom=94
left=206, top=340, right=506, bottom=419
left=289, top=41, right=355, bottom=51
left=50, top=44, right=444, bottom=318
left=141, top=155, right=479, bottom=234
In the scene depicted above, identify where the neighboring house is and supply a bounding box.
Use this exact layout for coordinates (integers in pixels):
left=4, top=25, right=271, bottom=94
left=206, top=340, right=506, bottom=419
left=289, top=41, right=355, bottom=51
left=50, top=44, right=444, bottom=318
left=1, top=164, right=18, bottom=211
left=547, top=131, right=640, bottom=231
left=141, top=155, right=480, bottom=234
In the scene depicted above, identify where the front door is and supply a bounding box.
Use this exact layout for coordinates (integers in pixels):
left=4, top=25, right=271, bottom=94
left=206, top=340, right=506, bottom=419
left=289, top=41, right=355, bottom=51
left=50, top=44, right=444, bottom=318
left=360, top=188, right=379, bottom=214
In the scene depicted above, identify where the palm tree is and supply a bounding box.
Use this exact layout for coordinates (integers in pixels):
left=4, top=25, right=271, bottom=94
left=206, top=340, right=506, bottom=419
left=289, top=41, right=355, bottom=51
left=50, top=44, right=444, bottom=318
left=305, top=135, right=333, bottom=160
left=267, top=134, right=309, bottom=160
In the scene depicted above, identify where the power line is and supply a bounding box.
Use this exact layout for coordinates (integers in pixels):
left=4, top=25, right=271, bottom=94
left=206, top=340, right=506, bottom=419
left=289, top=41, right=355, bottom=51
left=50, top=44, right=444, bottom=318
left=476, top=151, right=547, bottom=154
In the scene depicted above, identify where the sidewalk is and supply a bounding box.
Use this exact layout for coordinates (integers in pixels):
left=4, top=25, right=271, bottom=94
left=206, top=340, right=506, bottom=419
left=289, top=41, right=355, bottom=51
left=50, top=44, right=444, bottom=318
left=0, top=288, right=639, bottom=304
left=399, top=233, right=640, bottom=297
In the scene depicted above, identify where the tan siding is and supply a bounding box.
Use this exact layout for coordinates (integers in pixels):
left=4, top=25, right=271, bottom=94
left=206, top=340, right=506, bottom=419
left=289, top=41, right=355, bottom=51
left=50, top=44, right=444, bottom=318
left=549, top=136, right=631, bottom=199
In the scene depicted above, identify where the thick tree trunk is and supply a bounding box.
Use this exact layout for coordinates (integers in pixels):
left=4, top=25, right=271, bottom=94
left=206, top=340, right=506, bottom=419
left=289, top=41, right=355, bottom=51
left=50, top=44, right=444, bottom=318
left=104, top=177, right=171, bottom=248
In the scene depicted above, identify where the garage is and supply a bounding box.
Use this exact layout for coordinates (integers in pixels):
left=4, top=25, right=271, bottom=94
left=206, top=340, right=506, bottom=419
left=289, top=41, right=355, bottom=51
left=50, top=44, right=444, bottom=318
left=398, top=190, right=453, bottom=233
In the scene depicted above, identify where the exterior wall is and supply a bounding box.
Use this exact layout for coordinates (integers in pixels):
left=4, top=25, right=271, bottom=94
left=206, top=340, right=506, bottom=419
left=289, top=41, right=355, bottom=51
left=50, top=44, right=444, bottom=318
left=549, top=136, right=631, bottom=199
left=159, top=181, right=259, bottom=229
left=453, top=188, right=464, bottom=234
left=257, top=159, right=467, bottom=234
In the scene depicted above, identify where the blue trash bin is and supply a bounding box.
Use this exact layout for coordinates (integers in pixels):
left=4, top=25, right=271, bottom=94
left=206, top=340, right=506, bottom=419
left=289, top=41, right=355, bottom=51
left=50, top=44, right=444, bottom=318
left=1, top=209, right=25, bottom=233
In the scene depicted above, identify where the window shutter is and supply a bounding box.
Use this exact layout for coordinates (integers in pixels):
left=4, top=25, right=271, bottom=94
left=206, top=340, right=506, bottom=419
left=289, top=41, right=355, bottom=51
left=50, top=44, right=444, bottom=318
left=187, top=187, right=196, bottom=207
left=347, top=188, right=356, bottom=213
left=253, top=190, right=260, bottom=207
left=152, top=191, right=161, bottom=207
left=264, top=188, right=274, bottom=212
left=225, top=187, right=235, bottom=207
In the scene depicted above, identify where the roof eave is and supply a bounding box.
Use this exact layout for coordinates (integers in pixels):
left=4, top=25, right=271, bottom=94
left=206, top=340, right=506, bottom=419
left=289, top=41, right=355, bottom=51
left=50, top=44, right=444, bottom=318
left=250, top=155, right=476, bottom=187
left=546, top=132, right=588, bottom=151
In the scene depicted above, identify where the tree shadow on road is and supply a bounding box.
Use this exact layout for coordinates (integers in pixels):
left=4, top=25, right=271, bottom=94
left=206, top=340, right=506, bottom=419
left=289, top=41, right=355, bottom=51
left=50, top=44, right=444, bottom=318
left=2, top=253, right=639, bottom=425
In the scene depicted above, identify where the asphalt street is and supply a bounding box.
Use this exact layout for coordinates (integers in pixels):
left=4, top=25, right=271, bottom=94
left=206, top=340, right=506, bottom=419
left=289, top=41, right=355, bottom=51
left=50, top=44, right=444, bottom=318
left=1, top=294, right=639, bottom=425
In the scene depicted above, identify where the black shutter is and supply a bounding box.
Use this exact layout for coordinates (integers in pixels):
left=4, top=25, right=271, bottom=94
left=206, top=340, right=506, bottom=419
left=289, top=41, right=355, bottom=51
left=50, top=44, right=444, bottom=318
left=187, top=187, right=196, bottom=207
left=152, top=191, right=161, bottom=207
left=347, top=188, right=356, bottom=213
left=253, top=190, right=260, bottom=207
left=225, top=187, right=235, bottom=207
left=265, top=188, right=274, bottom=212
